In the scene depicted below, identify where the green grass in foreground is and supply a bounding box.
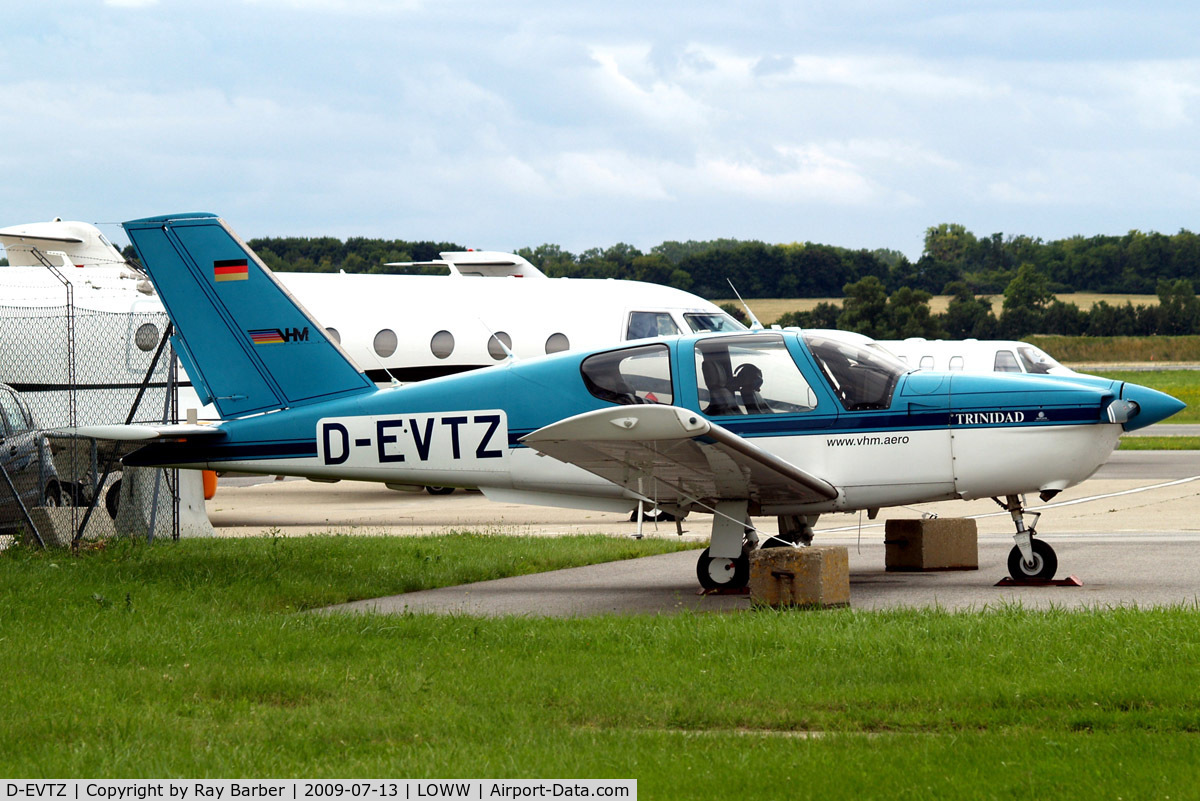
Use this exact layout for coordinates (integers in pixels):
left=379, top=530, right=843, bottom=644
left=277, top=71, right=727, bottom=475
left=4, top=535, right=1200, bottom=797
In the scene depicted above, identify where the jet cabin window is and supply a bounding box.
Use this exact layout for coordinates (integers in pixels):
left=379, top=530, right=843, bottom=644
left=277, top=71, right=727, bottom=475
left=695, top=334, right=817, bottom=416
left=581, top=344, right=673, bottom=406
left=627, top=312, right=681, bottom=341
left=803, top=333, right=908, bottom=411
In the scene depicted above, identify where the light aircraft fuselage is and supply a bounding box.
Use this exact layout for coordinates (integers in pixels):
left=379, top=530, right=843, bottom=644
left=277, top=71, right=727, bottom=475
left=126, top=330, right=1143, bottom=515
left=71, top=213, right=1185, bottom=589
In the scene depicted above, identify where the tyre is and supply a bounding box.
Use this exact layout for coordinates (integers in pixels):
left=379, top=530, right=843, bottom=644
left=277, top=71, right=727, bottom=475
left=696, top=547, right=750, bottom=591
left=424, top=486, right=455, bottom=495
left=105, top=480, right=122, bottom=519
left=43, top=482, right=67, bottom=507
left=1007, top=538, right=1058, bottom=581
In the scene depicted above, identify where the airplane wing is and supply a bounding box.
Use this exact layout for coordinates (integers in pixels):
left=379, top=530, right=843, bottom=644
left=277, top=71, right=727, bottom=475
left=520, top=405, right=837, bottom=507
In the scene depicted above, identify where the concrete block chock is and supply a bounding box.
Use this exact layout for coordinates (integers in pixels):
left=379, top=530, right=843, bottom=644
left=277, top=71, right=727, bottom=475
left=884, top=518, right=978, bottom=571
left=750, top=546, right=850, bottom=609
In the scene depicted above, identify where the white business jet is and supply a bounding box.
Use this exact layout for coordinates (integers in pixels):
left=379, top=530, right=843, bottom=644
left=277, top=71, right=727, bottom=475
left=1, top=221, right=743, bottom=427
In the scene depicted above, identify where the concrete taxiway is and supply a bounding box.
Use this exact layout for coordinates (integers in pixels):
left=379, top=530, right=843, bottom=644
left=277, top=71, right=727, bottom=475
left=207, top=451, right=1200, bottom=616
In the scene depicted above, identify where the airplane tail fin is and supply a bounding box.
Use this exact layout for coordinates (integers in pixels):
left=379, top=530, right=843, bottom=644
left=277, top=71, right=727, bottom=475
left=123, top=213, right=375, bottom=419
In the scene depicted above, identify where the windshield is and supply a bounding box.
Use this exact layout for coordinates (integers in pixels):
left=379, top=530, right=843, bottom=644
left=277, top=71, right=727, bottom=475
left=684, top=312, right=746, bottom=334
left=1017, top=345, right=1062, bottom=375
left=803, top=332, right=910, bottom=411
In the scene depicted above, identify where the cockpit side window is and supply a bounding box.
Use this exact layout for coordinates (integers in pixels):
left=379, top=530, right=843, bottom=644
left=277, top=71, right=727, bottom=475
left=694, top=334, right=818, bottom=416
left=581, top=344, right=673, bottom=406
left=803, top=333, right=908, bottom=411
left=626, top=311, right=682, bottom=341
left=994, top=350, right=1021, bottom=373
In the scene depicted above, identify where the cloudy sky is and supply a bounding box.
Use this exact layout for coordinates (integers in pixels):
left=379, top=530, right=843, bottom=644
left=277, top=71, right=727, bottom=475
left=2, top=1, right=1199, bottom=258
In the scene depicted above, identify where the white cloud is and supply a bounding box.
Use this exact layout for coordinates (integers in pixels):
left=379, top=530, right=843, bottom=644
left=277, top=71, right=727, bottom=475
left=240, top=0, right=422, bottom=11
left=587, top=44, right=713, bottom=132
left=684, top=146, right=880, bottom=205
left=4, top=1, right=1200, bottom=256
left=547, top=151, right=672, bottom=200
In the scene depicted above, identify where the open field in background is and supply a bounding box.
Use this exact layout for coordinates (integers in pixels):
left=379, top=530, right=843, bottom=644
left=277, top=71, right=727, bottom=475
left=1031, top=336, right=1200, bottom=364
left=717, top=293, right=1162, bottom=326
left=3, top=535, right=1200, bottom=795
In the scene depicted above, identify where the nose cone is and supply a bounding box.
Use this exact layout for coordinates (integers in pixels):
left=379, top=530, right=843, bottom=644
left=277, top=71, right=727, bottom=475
left=1121, top=382, right=1187, bottom=431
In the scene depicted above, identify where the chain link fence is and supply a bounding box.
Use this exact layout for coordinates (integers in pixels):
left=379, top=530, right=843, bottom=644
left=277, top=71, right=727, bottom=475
left=0, top=260, right=190, bottom=549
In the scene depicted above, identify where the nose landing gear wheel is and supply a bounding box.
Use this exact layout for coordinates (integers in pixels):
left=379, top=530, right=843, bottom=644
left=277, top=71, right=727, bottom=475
left=696, top=547, right=750, bottom=591
left=1007, top=538, right=1058, bottom=581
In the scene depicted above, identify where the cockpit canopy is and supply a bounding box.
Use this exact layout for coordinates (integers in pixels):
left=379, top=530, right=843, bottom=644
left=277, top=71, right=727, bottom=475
left=580, top=331, right=912, bottom=415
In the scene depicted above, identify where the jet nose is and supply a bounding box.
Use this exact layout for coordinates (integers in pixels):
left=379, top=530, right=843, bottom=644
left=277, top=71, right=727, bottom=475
left=1118, top=382, right=1187, bottom=431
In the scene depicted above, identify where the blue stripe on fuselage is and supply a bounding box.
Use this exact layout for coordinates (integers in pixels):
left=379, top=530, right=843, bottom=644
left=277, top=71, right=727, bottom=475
left=504, top=404, right=1104, bottom=447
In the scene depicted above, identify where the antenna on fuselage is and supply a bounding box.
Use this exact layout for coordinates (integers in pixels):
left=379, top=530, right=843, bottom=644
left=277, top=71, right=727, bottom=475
left=727, top=279, right=763, bottom=330
left=476, top=319, right=517, bottom=363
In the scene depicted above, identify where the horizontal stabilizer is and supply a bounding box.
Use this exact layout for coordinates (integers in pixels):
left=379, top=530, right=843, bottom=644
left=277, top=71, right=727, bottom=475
left=521, top=405, right=838, bottom=507
left=51, top=423, right=226, bottom=442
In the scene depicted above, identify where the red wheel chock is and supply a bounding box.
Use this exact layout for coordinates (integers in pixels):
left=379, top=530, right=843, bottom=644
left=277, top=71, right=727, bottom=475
left=995, top=575, right=1083, bottom=587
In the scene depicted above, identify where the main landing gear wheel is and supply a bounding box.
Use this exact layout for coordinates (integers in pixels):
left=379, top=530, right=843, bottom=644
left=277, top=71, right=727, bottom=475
left=43, top=482, right=67, bottom=507
left=696, top=547, right=750, bottom=591
left=105, top=480, right=122, bottom=519
left=1007, top=538, right=1058, bottom=581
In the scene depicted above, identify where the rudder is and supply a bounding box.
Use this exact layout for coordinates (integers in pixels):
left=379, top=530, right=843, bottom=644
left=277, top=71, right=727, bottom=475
left=123, top=213, right=374, bottom=419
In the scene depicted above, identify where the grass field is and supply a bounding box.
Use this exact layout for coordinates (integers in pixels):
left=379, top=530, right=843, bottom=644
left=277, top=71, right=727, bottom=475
left=717, top=293, right=1161, bottom=326
left=4, top=535, right=1200, bottom=796
left=1032, top=336, right=1200, bottom=364
left=1117, top=436, right=1200, bottom=449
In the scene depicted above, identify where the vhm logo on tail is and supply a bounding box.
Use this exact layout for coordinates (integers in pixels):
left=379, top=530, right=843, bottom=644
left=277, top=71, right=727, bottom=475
left=248, top=327, right=309, bottom=345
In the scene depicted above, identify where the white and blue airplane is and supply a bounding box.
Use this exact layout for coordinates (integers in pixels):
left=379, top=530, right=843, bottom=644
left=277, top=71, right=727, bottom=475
left=75, top=213, right=1186, bottom=589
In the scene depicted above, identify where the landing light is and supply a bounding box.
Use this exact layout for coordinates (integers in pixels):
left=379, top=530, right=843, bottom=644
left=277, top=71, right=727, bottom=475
left=1105, top=399, right=1139, bottom=424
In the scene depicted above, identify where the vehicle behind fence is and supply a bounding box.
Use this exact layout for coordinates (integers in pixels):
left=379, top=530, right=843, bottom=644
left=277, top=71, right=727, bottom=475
left=0, top=255, right=188, bottom=549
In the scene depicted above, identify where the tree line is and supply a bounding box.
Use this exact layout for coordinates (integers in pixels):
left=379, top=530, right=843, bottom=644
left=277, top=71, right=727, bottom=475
left=237, top=222, right=1200, bottom=300
left=769, top=271, right=1200, bottom=340
left=109, top=223, right=1200, bottom=338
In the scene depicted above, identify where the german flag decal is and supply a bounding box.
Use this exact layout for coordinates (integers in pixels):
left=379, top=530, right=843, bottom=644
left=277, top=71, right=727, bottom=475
left=249, top=329, right=285, bottom=345
left=214, top=258, right=249, bottom=282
